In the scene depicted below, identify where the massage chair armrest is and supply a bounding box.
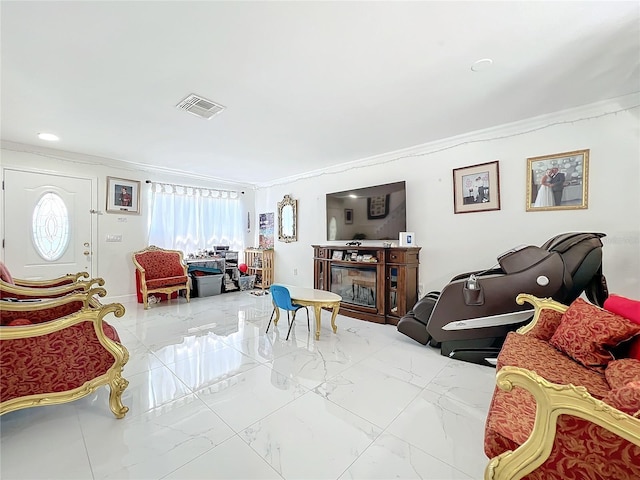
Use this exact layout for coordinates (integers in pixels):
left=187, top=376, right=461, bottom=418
left=450, top=269, right=504, bottom=282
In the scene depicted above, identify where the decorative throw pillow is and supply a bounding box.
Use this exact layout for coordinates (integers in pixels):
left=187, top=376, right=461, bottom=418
left=605, top=359, right=640, bottom=389
left=603, top=380, right=640, bottom=417
left=525, top=308, right=564, bottom=341
left=549, top=298, right=640, bottom=370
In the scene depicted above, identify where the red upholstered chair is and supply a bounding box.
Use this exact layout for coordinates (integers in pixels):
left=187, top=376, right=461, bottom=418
left=132, top=245, right=190, bottom=309
left=0, top=289, right=129, bottom=418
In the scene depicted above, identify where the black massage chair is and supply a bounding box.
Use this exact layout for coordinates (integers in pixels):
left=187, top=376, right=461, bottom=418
left=397, top=232, right=608, bottom=366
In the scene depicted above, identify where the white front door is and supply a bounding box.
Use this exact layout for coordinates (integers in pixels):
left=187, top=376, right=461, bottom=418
left=3, top=168, right=97, bottom=280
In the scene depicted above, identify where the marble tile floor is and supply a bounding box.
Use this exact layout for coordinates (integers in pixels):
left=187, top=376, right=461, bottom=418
left=0, top=291, right=497, bottom=480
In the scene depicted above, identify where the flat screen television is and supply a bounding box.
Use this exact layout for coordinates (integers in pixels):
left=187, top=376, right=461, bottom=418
left=326, top=181, right=407, bottom=241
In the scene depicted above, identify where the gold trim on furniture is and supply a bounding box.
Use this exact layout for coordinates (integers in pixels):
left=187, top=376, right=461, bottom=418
left=485, top=293, right=640, bottom=480
left=132, top=245, right=190, bottom=309
left=1, top=277, right=105, bottom=298
left=0, top=299, right=129, bottom=419
left=514, top=293, right=569, bottom=335
left=484, top=366, right=640, bottom=480
left=12, top=271, right=93, bottom=287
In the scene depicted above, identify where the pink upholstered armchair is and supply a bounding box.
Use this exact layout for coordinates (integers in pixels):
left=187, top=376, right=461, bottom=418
left=132, top=245, right=190, bottom=309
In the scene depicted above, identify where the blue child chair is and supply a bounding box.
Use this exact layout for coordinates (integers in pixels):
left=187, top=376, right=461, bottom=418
left=266, top=285, right=309, bottom=340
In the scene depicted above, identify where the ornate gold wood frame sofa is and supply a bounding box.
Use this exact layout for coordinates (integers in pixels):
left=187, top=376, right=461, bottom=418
left=132, top=245, right=190, bottom=309
left=484, top=294, right=640, bottom=480
left=1, top=269, right=105, bottom=301
left=0, top=288, right=130, bottom=418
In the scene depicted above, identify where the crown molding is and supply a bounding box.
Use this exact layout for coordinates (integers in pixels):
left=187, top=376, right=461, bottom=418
left=255, top=92, right=640, bottom=189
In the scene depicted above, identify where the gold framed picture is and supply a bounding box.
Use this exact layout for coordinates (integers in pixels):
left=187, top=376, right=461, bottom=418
left=106, top=177, right=140, bottom=214
left=526, top=149, right=589, bottom=211
left=452, top=161, right=500, bottom=214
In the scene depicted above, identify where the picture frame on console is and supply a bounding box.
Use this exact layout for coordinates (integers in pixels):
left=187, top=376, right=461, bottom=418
left=526, top=149, right=589, bottom=212
left=106, top=177, right=140, bottom=214
left=452, top=161, right=500, bottom=214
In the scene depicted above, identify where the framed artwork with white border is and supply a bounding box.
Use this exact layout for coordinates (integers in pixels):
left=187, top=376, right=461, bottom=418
left=453, top=161, right=501, bottom=214
left=106, top=177, right=140, bottom=214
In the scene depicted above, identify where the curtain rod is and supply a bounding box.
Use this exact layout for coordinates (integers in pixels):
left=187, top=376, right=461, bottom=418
left=145, top=179, right=244, bottom=195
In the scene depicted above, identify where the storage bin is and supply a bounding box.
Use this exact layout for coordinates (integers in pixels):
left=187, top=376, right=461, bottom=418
left=238, top=275, right=256, bottom=291
left=191, top=274, right=223, bottom=297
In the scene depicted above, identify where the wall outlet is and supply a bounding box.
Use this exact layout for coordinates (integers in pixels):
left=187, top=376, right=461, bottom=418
left=293, top=268, right=298, bottom=276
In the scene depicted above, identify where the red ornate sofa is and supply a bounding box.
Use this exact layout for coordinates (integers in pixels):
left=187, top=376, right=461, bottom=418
left=132, top=245, right=190, bottom=309
left=484, top=293, right=640, bottom=480
left=0, top=261, right=105, bottom=300
left=0, top=289, right=129, bottom=418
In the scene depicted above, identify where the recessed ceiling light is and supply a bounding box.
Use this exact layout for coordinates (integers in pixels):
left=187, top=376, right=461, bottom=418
left=471, top=58, right=493, bottom=72
left=38, top=132, right=60, bottom=141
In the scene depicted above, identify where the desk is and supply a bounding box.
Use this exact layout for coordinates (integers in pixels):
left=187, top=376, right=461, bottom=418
left=272, top=285, right=342, bottom=340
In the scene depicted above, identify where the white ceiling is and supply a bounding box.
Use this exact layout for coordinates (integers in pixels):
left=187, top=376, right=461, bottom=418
left=2, top=1, right=639, bottom=186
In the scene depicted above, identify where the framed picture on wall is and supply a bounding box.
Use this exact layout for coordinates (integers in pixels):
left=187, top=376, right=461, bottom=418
left=526, top=149, right=589, bottom=211
left=367, top=194, right=390, bottom=219
left=344, top=208, right=353, bottom=224
left=452, top=161, right=501, bottom=214
left=106, top=177, right=140, bottom=214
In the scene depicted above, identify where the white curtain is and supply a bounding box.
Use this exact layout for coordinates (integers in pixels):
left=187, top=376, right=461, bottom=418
left=148, top=183, right=243, bottom=254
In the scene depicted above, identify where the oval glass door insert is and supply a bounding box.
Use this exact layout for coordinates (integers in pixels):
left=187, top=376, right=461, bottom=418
left=32, top=192, right=70, bottom=261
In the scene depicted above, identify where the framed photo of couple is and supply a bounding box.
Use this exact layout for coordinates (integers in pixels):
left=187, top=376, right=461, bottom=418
left=526, top=149, right=589, bottom=212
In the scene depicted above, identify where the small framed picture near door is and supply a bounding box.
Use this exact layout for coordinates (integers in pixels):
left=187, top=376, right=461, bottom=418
left=452, top=160, right=500, bottom=214
left=106, top=177, right=140, bottom=214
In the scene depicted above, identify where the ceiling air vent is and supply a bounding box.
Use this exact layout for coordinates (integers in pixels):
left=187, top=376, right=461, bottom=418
left=176, top=94, right=225, bottom=120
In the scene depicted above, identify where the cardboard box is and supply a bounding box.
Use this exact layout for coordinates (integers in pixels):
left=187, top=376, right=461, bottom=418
left=191, top=274, right=223, bottom=297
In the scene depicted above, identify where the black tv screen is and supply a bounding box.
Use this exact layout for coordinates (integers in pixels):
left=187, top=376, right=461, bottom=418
left=326, top=181, right=407, bottom=241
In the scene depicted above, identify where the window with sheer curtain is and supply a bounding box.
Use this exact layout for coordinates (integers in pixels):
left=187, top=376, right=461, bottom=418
left=148, top=183, right=244, bottom=254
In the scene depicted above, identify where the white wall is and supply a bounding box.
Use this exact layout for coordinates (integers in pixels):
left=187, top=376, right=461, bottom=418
left=254, top=95, right=640, bottom=298
left=2, top=95, right=638, bottom=300
left=0, top=145, right=254, bottom=299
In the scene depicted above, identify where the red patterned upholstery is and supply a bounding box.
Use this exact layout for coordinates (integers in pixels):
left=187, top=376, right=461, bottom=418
left=0, top=301, right=84, bottom=325
left=605, top=358, right=640, bottom=389
left=549, top=298, right=640, bottom=370
left=146, top=275, right=188, bottom=289
left=525, top=308, right=564, bottom=341
left=132, top=246, right=190, bottom=309
left=497, top=332, right=611, bottom=399
left=485, top=295, right=640, bottom=480
left=604, top=381, right=640, bottom=416
left=134, top=250, right=186, bottom=279
left=1, top=322, right=116, bottom=402
left=0, top=297, right=129, bottom=418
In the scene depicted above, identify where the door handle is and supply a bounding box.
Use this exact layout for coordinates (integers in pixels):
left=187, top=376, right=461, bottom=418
left=83, top=251, right=91, bottom=255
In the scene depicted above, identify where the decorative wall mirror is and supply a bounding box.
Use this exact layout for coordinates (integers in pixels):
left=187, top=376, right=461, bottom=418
left=277, top=194, right=297, bottom=243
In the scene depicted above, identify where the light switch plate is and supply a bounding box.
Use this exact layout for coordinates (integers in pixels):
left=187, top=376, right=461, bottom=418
left=106, top=234, right=122, bottom=242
